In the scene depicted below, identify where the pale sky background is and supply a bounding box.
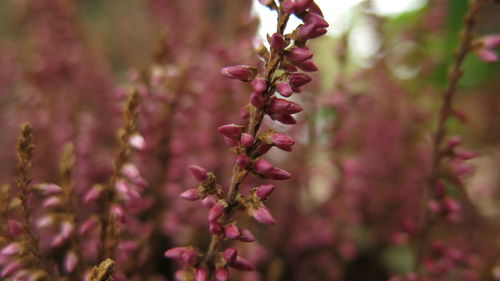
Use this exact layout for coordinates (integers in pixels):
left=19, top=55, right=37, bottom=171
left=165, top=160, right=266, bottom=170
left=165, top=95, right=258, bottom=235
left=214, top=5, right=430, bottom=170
left=252, top=0, right=427, bottom=64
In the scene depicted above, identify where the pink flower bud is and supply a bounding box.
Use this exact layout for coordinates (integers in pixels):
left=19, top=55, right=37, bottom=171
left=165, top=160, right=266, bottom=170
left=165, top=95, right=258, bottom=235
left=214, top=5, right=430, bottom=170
left=215, top=267, right=229, bottom=281
left=454, top=149, right=477, bottom=160
left=122, top=163, right=140, bottom=179
left=295, top=59, right=318, bottom=72
left=218, top=124, right=242, bottom=140
left=80, top=217, right=99, bottom=234
left=223, top=248, right=238, bottom=264
left=239, top=229, right=256, bottom=242
left=271, top=133, right=295, bottom=151
left=255, top=184, right=275, bottom=200
left=282, top=1, right=297, bottom=14
left=277, top=81, right=293, bottom=97
left=250, top=91, right=265, bottom=108
left=269, top=167, right=291, bottom=179
left=224, top=224, right=241, bottom=240
left=42, top=197, right=61, bottom=208
left=269, top=98, right=303, bottom=115
left=270, top=33, right=287, bottom=50
left=201, top=196, right=216, bottom=208
left=443, top=198, right=461, bottom=213
left=189, top=165, right=209, bottom=182
left=210, top=222, right=223, bottom=235
left=251, top=78, right=267, bottom=94
left=476, top=35, right=500, bottom=62
left=221, top=65, right=257, bottom=82
left=274, top=114, right=297, bottom=125
left=209, top=201, right=227, bottom=222
left=288, top=73, right=312, bottom=88
left=64, top=251, right=78, bottom=273
left=1, top=243, right=21, bottom=256
left=36, top=183, right=62, bottom=195
left=164, top=247, right=188, bottom=260
left=251, top=206, right=276, bottom=224
left=84, top=185, right=103, bottom=204
left=240, top=133, right=255, bottom=147
left=253, top=159, right=274, bottom=175
left=180, top=188, right=201, bottom=201
left=283, top=63, right=298, bottom=72
left=286, top=47, right=313, bottom=62
left=231, top=256, right=254, bottom=271
left=427, top=200, right=441, bottom=214
left=236, top=154, right=251, bottom=169
left=7, top=220, right=23, bottom=236
left=1, top=261, right=21, bottom=277
left=304, top=12, right=329, bottom=28
left=308, top=2, right=324, bottom=16
left=129, top=134, right=145, bottom=150
left=195, top=267, right=209, bottom=281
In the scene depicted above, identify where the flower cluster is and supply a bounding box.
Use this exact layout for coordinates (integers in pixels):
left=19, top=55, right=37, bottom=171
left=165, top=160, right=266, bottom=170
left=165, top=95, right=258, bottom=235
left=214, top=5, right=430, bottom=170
left=164, top=0, right=328, bottom=280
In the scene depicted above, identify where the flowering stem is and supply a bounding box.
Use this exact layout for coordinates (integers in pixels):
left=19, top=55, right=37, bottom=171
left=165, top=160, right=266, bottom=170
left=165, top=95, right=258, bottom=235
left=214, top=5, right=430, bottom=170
left=99, top=90, right=140, bottom=260
left=414, top=0, right=489, bottom=273
left=203, top=7, right=290, bottom=273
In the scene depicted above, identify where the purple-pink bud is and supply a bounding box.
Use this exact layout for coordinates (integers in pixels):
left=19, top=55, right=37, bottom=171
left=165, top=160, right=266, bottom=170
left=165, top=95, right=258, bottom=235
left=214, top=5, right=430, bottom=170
left=454, top=149, right=477, bottom=160
left=218, top=124, right=242, bottom=140
left=1, top=243, right=21, bottom=256
left=286, top=47, right=313, bottom=62
left=253, top=159, right=274, bottom=175
left=164, top=247, right=188, bottom=260
left=43, top=197, right=61, bottom=209
left=221, top=65, right=257, bottom=82
left=240, top=133, right=255, bottom=147
left=295, top=59, right=318, bottom=72
left=251, top=206, right=276, bottom=225
left=64, top=252, right=78, bottom=273
left=304, top=12, right=329, bottom=28
left=250, top=91, right=265, bottom=108
left=36, top=183, right=62, bottom=195
left=231, top=256, right=255, bottom=271
left=7, top=220, right=23, bottom=236
left=188, top=165, right=209, bottom=182
left=223, top=248, right=238, bottom=264
left=271, top=133, right=295, bottom=151
left=288, top=73, right=312, bottom=88
left=277, top=81, right=294, bottom=97
left=1, top=261, right=21, bottom=277
left=129, top=134, right=146, bottom=150
left=180, top=188, right=201, bottom=201
left=236, top=154, right=251, bottom=169
left=270, top=33, right=287, bottom=50
left=268, top=167, right=292, bottom=180
left=224, top=224, right=241, bottom=240
left=210, top=222, right=223, bottom=235
left=443, top=198, right=461, bottom=213
left=215, top=267, right=229, bottom=281
left=255, top=184, right=276, bottom=200
left=209, top=201, right=226, bottom=222
left=201, top=196, right=216, bottom=208
left=224, top=136, right=239, bottom=148
left=251, top=78, right=267, bottom=94
left=195, top=267, right=209, bottom=281
left=282, top=1, right=296, bottom=14
left=274, top=114, right=297, bottom=125
left=308, top=2, right=324, bottom=16
left=80, top=217, right=99, bottom=235
left=239, top=229, right=256, bottom=242
left=269, top=98, right=303, bottom=115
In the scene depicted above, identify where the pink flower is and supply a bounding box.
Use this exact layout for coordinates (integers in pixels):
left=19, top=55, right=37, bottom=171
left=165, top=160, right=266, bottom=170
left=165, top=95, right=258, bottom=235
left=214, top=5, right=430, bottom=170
left=286, top=47, right=313, bottom=62
left=195, top=267, right=209, bottom=281
left=270, top=33, right=287, bottom=50
left=209, top=201, right=227, bottom=222
left=221, top=65, right=258, bottom=82
left=251, top=206, right=276, bottom=225
left=288, top=73, right=312, bottom=88
left=269, top=98, right=303, bottom=115
left=268, top=167, right=292, bottom=180
left=271, top=133, right=295, bottom=151
left=250, top=91, right=265, bottom=108
left=231, top=256, right=254, bottom=271
left=84, top=185, right=103, bottom=204
left=240, top=133, right=255, bottom=147
left=476, top=34, right=500, bottom=62
left=7, top=220, right=23, bottom=236
left=218, top=124, right=242, bottom=140
left=255, top=184, right=275, bottom=200
left=236, top=154, right=251, bottom=169
left=223, top=248, right=238, bottom=264
left=64, top=252, right=78, bottom=273
left=179, top=188, right=201, bottom=201
left=189, top=165, right=209, bottom=182
left=239, top=229, right=256, bottom=242
left=224, top=224, right=241, bottom=240
left=215, top=267, right=229, bottom=281
left=251, top=78, right=267, bottom=94
left=277, top=81, right=293, bottom=97
left=282, top=1, right=297, bottom=14
left=253, top=159, right=274, bottom=175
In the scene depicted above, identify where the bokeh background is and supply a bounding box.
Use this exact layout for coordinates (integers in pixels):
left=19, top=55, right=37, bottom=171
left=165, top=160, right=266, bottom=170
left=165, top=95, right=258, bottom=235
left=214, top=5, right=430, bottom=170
left=0, top=0, right=499, bottom=280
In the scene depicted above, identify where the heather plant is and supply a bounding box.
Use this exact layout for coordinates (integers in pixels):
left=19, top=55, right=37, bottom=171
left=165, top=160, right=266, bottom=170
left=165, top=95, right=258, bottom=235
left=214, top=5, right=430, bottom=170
left=0, top=0, right=500, bottom=281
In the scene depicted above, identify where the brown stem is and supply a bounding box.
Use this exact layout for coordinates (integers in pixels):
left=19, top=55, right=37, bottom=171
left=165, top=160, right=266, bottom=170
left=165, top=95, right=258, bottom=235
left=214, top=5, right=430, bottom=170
left=413, top=0, right=488, bottom=274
